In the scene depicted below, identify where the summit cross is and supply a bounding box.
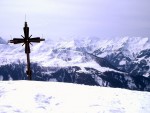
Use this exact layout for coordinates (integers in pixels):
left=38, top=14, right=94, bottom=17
left=9, top=21, right=45, bottom=80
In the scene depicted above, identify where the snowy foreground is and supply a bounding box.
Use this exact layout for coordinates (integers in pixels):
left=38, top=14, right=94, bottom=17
left=0, top=81, right=150, bottom=113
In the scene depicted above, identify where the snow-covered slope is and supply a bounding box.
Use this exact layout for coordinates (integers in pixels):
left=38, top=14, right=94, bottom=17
left=93, top=37, right=150, bottom=57
left=0, top=81, right=150, bottom=113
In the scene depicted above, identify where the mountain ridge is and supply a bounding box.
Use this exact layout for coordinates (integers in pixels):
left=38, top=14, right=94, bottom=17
left=0, top=36, right=150, bottom=91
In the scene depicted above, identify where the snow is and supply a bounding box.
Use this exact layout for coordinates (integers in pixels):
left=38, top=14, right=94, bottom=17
left=119, top=60, right=126, bottom=65
left=0, top=81, right=150, bottom=113
left=143, top=73, right=149, bottom=78
left=95, top=37, right=150, bottom=59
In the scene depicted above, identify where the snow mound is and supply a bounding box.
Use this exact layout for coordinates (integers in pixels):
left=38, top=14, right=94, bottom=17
left=0, top=81, right=150, bottom=113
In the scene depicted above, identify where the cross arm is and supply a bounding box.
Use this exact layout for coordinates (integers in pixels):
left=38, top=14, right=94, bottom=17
left=29, top=37, right=45, bottom=43
left=9, top=38, right=24, bottom=44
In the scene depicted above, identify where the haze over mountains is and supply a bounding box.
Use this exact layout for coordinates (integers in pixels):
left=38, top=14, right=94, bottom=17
left=0, top=36, right=150, bottom=91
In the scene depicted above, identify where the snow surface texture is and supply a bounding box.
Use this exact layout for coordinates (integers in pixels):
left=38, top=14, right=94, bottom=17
left=0, top=81, right=150, bottom=113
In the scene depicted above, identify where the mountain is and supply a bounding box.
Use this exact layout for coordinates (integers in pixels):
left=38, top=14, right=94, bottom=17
left=0, top=37, right=150, bottom=91
left=0, top=37, right=7, bottom=44
left=0, top=81, right=150, bottom=113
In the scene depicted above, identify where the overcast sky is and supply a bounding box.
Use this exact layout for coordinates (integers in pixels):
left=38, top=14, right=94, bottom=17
left=0, top=0, right=150, bottom=40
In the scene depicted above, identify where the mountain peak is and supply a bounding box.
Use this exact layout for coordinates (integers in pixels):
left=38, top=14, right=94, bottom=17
left=0, top=37, right=7, bottom=44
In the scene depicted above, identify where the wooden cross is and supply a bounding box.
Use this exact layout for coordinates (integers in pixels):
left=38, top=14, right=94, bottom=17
left=9, top=22, right=45, bottom=80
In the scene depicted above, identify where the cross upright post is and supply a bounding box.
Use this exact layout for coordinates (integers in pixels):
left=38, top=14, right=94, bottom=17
left=9, top=21, right=45, bottom=80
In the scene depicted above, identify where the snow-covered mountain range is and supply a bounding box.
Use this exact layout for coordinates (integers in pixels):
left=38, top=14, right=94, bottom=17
left=0, top=37, right=150, bottom=91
